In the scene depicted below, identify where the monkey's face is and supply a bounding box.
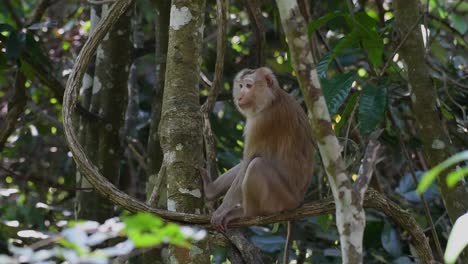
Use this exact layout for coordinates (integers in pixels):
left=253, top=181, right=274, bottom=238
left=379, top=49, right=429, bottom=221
left=233, top=69, right=275, bottom=117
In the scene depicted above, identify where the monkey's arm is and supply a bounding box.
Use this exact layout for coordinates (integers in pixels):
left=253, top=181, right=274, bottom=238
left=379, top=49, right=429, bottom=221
left=201, top=163, right=241, bottom=200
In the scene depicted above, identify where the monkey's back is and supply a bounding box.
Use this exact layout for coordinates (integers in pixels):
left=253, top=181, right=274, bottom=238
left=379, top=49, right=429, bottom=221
left=243, top=88, right=315, bottom=200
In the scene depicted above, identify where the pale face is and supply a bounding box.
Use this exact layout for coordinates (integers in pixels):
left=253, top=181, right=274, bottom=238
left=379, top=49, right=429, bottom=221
left=232, top=69, right=275, bottom=118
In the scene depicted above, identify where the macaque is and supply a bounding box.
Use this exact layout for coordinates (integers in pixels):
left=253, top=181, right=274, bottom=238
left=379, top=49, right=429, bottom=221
left=201, top=67, right=315, bottom=231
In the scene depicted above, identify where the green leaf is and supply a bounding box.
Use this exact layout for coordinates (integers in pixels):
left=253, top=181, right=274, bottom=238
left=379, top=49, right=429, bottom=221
left=354, top=12, right=383, bottom=68
left=316, top=52, right=332, bottom=78
left=317, top=214, right=333, bottom=231
left=451, top=15, right=467, bottom=35
left=417, top=150, right=468, bottom=193
left=329, top=29, right=359, bottom=68
left=447, top=167, right=468, bottom=188
left=321, top=72, right=357, bottom=116
left=334, top=92, right=359, bottom=134
left=308, top=11, right=346, bottom=35
left=444, top=213, right=468, bottom=264
left=358, top=84, right=387, bottom=135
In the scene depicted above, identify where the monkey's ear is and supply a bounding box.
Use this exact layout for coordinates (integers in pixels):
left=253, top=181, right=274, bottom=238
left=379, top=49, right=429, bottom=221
left=265, top=73, right=274, bottom=88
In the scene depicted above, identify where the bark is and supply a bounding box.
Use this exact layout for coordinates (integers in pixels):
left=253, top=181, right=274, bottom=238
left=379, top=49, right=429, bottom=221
left=76, top=5, right=99, bottom=220
left=0, top=70, right=26, bottom=152
left=393, top=0, right=468, bottom=223
left=60, top=2, right=432, bottom=262
left=157, top=0, right=209, bottom=263
left=147, top=0, right=170, bottom=208
left=78, top=3, right=132, bottom=222
left=275, top=1, right=377, bottom=263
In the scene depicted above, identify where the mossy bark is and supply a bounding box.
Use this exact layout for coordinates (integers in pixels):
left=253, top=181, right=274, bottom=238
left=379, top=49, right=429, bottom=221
left=158, top=0, right=209, bottom=263
left=393, top=0, right=468, bottom=224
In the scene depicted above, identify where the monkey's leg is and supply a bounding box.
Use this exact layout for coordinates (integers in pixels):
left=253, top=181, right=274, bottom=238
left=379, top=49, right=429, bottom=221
left=242, top=157, right=298, bottom=216
left=211, top=167, right=246, bottom=230
left=201, top=163, right=241, bottom=200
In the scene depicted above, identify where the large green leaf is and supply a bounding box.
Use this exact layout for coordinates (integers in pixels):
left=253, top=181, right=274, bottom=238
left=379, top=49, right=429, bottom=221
left=308, top=11, right=346, bottom=35
left=321, top=72, right=357, bottom=116
left=353, top=12, right=383, bottom=68
left=358, top=84, right=387, bottom=135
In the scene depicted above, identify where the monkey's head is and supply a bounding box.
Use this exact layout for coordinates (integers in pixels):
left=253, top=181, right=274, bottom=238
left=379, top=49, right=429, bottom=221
left=232, top=67, right=278, bottom=117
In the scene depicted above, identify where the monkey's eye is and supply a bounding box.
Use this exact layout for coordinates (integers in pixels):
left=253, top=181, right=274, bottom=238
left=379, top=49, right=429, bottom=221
left=239, top=84, right=243, bottom=88
left=246, top=83, right=252, bottom=89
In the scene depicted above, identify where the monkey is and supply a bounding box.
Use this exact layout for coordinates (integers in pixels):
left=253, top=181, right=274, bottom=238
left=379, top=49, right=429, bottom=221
left=201, top=67, right=315, bottom=235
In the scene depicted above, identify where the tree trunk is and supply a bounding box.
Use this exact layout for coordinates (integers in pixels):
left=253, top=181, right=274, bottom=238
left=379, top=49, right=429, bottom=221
left=393, top=0, right=468, bottom=224
left=157, top=0, right=209, bottom=263
left=147, top=0, right=170, bottom=208
left=275, top=0, right=367, bottom=263
left=78, top=3, right=132, bottom=222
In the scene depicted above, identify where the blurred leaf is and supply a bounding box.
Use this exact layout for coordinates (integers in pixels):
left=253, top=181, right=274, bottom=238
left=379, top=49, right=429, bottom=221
left=250, top=235, right=284, bottom=253
left=430, top=41, right=448, bottom=65
left=381, top=221, right=402, bottom=257
left=396, top=171, right=438, bottom=203
left=334, top=92, right=359, bottom=134
left=393, top=256, right=415, bottom=264
left=354, top=12, right=383, bottom=68
left=308, top=11, right=346, bottom=35
left=451, top=15, right=467, bottom=35
left=317, top=214, right=333, bottom=231
left=444, top=212, right=468, bottom=264
left=358, top=84, right=387, bottom=135
left=447, top=167, right=468, bottom=188
left=321, top=72, right=356, bottom=116
left=0, top=23, right=15, bottom=34
left=418, top=151, right=468, bottom=193
left=5, top=30, right=26, bottom=60
left=122, top=213, right=189, bottom=248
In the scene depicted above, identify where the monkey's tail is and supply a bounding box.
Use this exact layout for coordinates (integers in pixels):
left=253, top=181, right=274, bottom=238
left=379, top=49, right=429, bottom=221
left=283, top=221, right=292, bottom=264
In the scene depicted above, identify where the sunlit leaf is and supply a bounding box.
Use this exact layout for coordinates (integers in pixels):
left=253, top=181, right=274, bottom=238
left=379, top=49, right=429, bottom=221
left=418, top=151, right=468, bottom=193
left=447, top=167, right=468, bottom=188
left=444, top=213, right=468, bottom=264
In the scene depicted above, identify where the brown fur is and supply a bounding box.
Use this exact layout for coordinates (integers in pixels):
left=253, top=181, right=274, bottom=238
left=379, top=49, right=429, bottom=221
left=201, top=67, right=315, bottom=230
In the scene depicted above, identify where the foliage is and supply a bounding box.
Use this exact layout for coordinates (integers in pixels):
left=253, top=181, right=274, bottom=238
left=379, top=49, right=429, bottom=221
left=444, top=212, right=468, bottom=264
left=0, top=0, right=466, bottom=262
left=0, top=213, right=205, bottom=263
left=418, top=150, right=468, bottom=193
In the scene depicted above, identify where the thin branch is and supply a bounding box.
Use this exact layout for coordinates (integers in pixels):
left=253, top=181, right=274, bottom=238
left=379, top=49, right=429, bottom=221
left=201, top=0, right=228, bottom=180
left=26, top=0, right=55, bottom=27
left=4, top=0, right=23, bottom=28
left=128, top=142, right=148, bottom=172
left=60, top=1, right=433, bottom=262
left=244, top=0, right=265, bottom=67
left=355, top=129, right=382, bottom=198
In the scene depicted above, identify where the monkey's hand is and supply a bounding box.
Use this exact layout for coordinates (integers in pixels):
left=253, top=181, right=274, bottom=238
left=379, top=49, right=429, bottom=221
left=211, top=209, right=229, bottom=232
left=211, top=204, right=243, bottom=232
